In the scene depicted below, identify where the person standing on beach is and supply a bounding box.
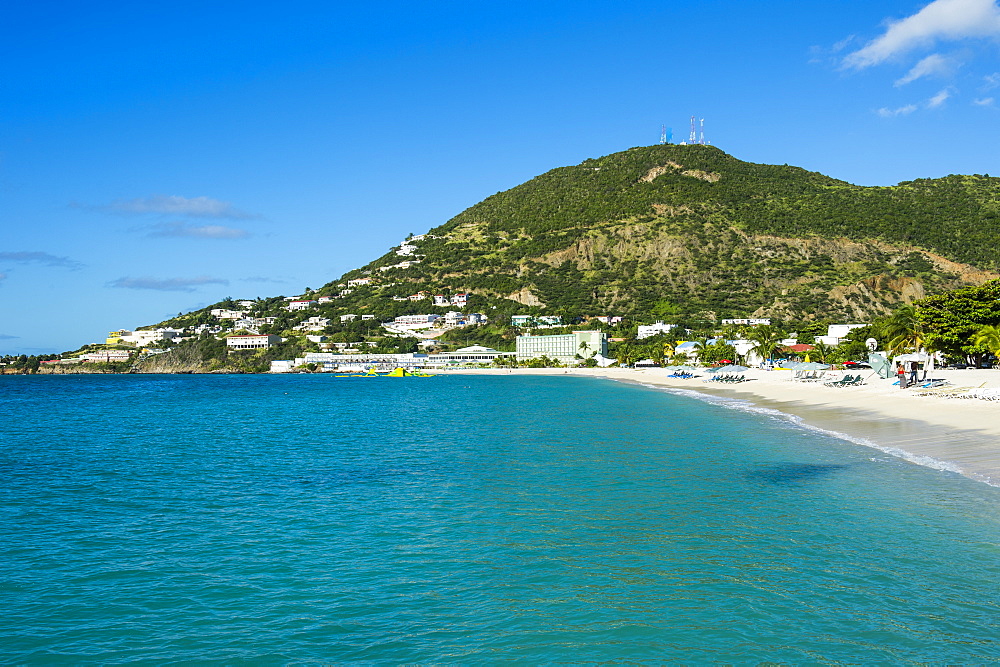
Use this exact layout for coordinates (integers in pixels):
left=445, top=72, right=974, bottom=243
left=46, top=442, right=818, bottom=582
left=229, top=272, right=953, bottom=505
left=897, top=363, right=908, bottom=389
left=910, top=361, right=919, bottom=385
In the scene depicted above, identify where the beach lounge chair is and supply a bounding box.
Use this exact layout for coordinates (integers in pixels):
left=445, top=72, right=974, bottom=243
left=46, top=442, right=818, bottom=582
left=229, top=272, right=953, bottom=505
left=824, top=374, right=853, bottom=387
left=935, top=383, right=987, bottom=398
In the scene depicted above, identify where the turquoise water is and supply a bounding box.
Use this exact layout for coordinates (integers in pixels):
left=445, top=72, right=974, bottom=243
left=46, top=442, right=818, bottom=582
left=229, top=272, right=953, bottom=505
left=1, top=373, right=999, bottom=663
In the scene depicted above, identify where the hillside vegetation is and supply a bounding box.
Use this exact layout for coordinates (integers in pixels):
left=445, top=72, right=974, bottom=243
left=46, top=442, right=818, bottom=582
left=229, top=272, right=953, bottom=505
left=325, top=144, right=998, bottom=323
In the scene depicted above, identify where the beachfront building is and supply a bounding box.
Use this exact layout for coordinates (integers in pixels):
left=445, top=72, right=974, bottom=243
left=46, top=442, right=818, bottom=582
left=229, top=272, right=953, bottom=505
left=300, top=352, right=429, bottom=372
left=516, top=330, right=608, bottom=364
left=637, top=321, right=677, bottom=339
left=816, top=323, right=868, bottom=346
left=226, top=334, right=282, bottom=350
left=80, top=350, right=132, bottom=363
left=426, top=345, right=514, bottom=366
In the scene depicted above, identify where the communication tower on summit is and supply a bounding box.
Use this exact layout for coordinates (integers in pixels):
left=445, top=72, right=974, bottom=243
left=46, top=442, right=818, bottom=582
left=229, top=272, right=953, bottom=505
left=699, top=118, right=705, bottom=145
left=689, top=116, right=697, bottom=144
left=660, top=125, right=666, bottom=144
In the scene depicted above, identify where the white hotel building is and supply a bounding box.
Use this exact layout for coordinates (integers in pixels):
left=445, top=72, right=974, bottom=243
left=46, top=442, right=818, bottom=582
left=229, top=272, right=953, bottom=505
left=516, top=331, right=608, bottom=364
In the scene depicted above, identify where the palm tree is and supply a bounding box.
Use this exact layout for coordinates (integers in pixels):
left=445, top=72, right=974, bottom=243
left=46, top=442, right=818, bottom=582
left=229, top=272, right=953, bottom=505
left=578, top=340, right=592, bottom=357
left=691, top=337, right=713, bottom=365
left=616, top=343, right=638, bottom=367
left=648, top=343, right=665, bottom=366
left=884, top=305, right=925, bottom=355
left=812, top=340, right=833, bottom=363
left=746, top=325, right=784, bottom=365
left=972, top=324, right=1000, bottom=357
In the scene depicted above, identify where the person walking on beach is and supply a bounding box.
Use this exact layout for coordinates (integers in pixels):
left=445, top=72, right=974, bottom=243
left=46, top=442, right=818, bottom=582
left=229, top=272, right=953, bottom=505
left=910, top=361, right=919, bottom=385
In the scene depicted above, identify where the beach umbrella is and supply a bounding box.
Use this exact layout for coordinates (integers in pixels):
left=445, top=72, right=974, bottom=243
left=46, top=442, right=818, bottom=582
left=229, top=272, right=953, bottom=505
left=868, top=352, right=893, bottom=379
left=716, top=364, right=749, bottom=373
left=798, top=362, right=829, bottom=370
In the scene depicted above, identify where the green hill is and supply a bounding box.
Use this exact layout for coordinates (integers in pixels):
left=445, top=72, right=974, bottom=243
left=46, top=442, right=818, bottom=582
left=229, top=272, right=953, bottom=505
left=326, top=144, right=999, bottom=323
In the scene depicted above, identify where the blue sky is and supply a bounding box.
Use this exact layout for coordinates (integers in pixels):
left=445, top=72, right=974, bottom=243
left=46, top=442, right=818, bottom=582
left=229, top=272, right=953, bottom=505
left=3, top=0, right=999, bottom=355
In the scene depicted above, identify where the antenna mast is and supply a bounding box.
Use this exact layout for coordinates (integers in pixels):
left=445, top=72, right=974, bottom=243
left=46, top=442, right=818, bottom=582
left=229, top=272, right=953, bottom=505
left=689, top=116, right=697, bottom=144
left=660, top=125, right=666, bottom=145
left=699, top=118, right=705, bottom=144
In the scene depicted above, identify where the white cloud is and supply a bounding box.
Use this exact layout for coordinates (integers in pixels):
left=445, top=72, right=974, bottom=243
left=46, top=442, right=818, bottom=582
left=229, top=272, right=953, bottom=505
left=928, top=88, right=954, bottom=106
left=104, top=195, right=256, bottom=219
left=146, top=221, right=251, bottom=239
left=0, top=251, right=84, bottom=269
left=974, top=96, right=996, bottom=104
left=877, top=104, right=919, bottom=117
left=107, top=276, right=230, bottom=292
left=983, top=72, right=1000, bottom=89
left=894, top=53, right=956, bottom=85
left=844, top=0, right=1000, bottom=69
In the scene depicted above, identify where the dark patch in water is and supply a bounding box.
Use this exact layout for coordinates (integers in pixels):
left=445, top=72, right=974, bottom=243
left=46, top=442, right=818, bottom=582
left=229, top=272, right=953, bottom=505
left=746, top=462, right=849, bottom=485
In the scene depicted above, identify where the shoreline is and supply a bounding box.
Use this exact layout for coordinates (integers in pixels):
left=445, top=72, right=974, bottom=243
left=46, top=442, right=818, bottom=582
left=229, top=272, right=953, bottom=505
left=442, top=367, right=1000, bottom=487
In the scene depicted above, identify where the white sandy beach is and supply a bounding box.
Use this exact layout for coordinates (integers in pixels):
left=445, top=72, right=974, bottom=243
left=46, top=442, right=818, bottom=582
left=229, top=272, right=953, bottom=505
left=444, top=366, right=1000, bottom=486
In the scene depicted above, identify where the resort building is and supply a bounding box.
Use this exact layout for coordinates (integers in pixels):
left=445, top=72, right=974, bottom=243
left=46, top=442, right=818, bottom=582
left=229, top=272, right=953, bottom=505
left=80, top=350, right=132, bottom=363
left=226, top=334, right=282, bottom=350
left=426, top=346, right=514, bottom=366
left=106, top=330, right=131, bottom=345
left=516, top=330, right=608, bottom=364
left=286, top=300, right=317, bottom=311
left=637, top=321, right=677, bottom=339
left=346, top=278, right=372, bottom=287
left=210, top=308, right=247, bottom=319
left=393, top=314, right=440, bottom=326
left=511, top=315, right=534, bottom=327
left=816, top=323, right=868, bottom=346
left=300, top=352, right=429, bottom=372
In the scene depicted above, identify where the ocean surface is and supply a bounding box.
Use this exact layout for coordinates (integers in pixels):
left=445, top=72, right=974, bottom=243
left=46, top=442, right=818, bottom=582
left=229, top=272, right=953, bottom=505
left=2, top=373, right=999, bottom=664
